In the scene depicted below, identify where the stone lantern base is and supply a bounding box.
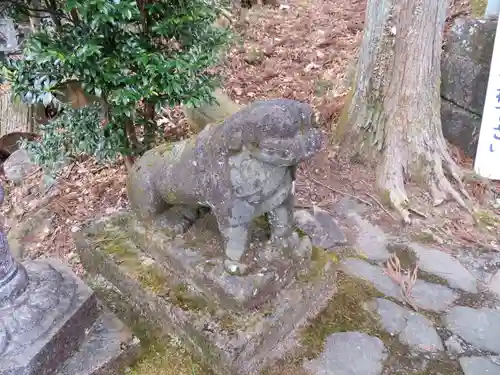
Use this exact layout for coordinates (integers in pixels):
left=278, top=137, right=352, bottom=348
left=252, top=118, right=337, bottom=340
left=0, top=258, right=140, bottom=375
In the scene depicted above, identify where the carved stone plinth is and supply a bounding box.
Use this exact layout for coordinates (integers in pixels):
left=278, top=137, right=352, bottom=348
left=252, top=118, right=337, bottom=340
left=0, top=259, right=98, bottom=375
left=74, top=211, right=339, bottom=375
left=0, top=258, right=140, bottom=375
left=0, top=185, right=140, bottom=375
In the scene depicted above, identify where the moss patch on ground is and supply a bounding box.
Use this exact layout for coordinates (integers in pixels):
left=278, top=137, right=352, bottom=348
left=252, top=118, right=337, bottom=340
left=297, top=245, right=339, bottom=283
left=88, top=277, right=208, bottom=375
left=300, top=271, right=385, bottom=358
left=129, top=344, right=208, bottom=375
left=285, top=270, right=461, bottom=374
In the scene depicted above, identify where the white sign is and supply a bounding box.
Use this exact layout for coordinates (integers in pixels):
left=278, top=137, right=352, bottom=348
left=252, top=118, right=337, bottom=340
left=474, top=15, right=500, bottom=180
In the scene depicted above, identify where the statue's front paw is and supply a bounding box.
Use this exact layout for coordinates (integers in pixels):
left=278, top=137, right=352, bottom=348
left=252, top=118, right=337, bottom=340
left=224, top=259, right=249, bottom=276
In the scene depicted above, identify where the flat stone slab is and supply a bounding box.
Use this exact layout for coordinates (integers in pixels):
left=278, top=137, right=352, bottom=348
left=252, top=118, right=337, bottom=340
left=0, top=258, right=100, bottom=375
left=341, top=258, right=459, bottom=312
left=74, top=212, right=338, bottom=375
left=408, top=243, right=477, bottom=293
left=444, top=306, right=500, bottom=354
left=366, top=298, right=443, bottom=352
left=488, top=270, right=500, bottom=297
left=55, top=311, right=140, bottom=375
left=347, top=213, right=390, bottom=261
left=303, top=331, right=388, bottom=375
left=114, top=212, right=308, bottom=311
left=459, top=356, right=500, bottom=375
left=293, top=206, right=346, bottom=249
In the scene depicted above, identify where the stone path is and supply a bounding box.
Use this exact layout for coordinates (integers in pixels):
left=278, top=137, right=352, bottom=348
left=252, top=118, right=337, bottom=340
left=293, top=203, right=500, bottom=375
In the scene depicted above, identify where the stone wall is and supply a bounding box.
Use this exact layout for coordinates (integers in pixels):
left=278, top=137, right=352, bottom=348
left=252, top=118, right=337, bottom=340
left=441, top=17, right=497, bottom=158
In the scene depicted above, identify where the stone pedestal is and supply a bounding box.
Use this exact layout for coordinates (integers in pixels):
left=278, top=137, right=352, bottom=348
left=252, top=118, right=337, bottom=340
left=74, top=211, right=339, bottom=375
left=0, top=185, right=140, bottom=375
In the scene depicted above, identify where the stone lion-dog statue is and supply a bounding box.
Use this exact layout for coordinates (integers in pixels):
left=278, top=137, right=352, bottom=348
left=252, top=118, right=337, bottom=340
left=127, top=99, right=322, bottom=274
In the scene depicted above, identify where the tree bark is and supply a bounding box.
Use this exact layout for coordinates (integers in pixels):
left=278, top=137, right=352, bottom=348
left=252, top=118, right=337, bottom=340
left=0, top=91, right=34, bottom=135
left=336, top=0, right=469, bottom=222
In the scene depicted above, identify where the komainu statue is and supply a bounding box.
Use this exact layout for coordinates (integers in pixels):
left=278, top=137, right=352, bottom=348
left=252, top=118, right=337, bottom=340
left=127, top=99, right=322, bottom=274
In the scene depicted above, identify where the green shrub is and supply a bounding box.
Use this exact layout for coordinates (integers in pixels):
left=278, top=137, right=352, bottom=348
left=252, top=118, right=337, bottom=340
left=21, top=104, right=123, bottom=176
left=3, top=0, right=232, bottom=158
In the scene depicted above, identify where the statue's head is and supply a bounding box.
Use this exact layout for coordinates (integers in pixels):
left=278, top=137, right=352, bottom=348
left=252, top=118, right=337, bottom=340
left=226, top=99, right=322, bottom=167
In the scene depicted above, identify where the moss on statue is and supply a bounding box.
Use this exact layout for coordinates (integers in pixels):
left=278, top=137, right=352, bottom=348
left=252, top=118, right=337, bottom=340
left=253, top=214, right=271, bottom=232
left=157, top=143, right=175, bottom=155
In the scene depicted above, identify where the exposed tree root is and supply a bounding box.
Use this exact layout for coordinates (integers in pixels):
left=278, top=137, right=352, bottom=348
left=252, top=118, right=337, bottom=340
left=376, top=141, right=471, bottom=224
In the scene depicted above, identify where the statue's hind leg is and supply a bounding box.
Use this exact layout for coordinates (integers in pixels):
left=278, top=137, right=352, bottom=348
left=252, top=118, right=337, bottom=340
left=155, top=205, right=204, bottom=235
left=127, top=169, right=199, bottom=234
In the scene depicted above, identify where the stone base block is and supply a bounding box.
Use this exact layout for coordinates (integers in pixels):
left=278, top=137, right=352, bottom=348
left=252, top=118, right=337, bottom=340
left=0, top=258, right=99, bottom=375
left=74, top=211, right=338, bottom=375
left=55, top=311, right=141, bottom=375
left=128, top=212, right=305, bottom=311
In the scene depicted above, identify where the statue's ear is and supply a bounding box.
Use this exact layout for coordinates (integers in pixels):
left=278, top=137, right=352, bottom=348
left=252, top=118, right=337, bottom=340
left=227, top=130, right=242, bottom=151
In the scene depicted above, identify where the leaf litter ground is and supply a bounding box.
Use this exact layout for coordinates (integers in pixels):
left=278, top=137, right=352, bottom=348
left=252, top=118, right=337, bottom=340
left=2, top=0, right=499, bottom=373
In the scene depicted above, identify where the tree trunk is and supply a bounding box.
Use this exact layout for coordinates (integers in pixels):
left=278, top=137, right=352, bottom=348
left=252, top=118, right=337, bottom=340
left=337, top=0, right=469, bottom=222
left=0, top=92, right=34, bottom=135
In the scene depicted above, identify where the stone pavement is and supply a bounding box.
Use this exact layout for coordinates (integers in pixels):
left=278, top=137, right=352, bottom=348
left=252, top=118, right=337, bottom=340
left=74, top=196, right=500, bottom=375
left=299, top=203, right=500, bottom=375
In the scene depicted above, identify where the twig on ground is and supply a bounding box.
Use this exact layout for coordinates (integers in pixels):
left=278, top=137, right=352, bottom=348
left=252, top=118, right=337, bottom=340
left=294, top=201, right=331, bottom=209
left=383, top=253, right=419, bottom=311
left=359, top=180, right=397, bottom=221
left=24, top=166, right=42, bottom=180
left=363, top=191, right=397, bottom=221
left=408, top=207, right=427, bottom=219
left=310, top=177, right=373, bottom=207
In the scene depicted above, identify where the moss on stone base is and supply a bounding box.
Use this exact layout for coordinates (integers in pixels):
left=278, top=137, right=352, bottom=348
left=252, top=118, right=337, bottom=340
left=94, top=230, right=216, bottom=314
left=129, top=345, right=208, bottom=375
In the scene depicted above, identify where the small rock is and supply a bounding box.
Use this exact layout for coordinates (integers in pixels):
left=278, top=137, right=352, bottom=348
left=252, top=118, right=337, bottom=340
left=350, top=213, right=390, bottom=261
left=409, top=243, right=477, bottom=293
left=459, top=356, right=500, bottom=375
left=488, top=270, right=500, bottom=297
left=303, top=331, right=387, bottom=375
left=294, top=207, right=346, bottom=249
left=366, top=298, right=443, bottom=352
left=7, top=208, right=53, bottom=260
left=444, top=306, right=500, bottom=354
left=71, top=225, right=81, bottom=233
left=341, top=258, right=459, bottom=312
left=3, top=149, right=37, bottom=184
left=444, top=335, right=465, bottom=354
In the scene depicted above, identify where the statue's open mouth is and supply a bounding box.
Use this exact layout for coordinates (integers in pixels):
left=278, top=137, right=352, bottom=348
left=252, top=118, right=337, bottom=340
left=252, top=128, right=322, bottom=166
